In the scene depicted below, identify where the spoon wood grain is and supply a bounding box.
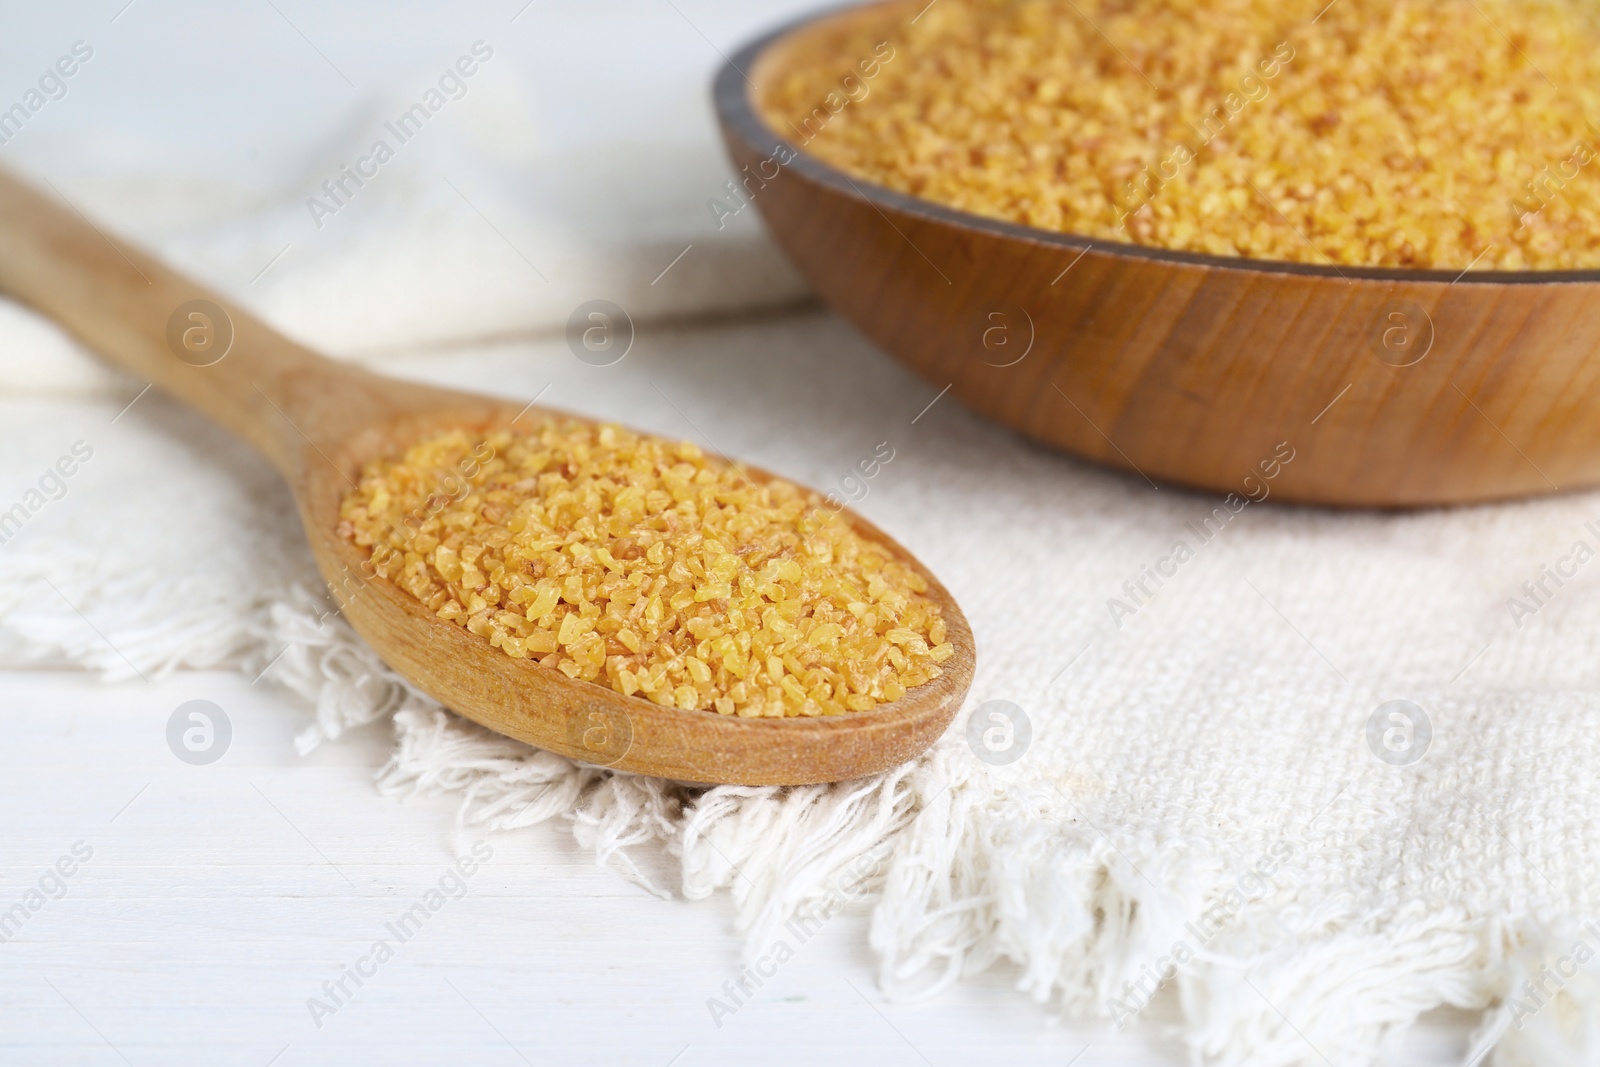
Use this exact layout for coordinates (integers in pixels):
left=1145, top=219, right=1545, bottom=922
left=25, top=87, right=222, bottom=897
left=717, top=0, right=1600, bottom=507
left=0, top=166, right=974, bottom=786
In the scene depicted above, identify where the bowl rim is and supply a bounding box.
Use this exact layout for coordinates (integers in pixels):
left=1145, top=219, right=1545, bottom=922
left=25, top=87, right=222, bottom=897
left=715, top=0, right=1600, bottom=287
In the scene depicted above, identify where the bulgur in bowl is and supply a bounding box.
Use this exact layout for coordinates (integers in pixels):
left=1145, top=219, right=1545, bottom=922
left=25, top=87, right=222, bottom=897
left=715, top=0, right=1600, bottom=506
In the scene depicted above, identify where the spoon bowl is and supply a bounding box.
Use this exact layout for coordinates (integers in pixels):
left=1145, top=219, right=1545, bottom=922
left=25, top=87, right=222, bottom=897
left=0, top=166, right=974, bottom=785
left=717, top=0, right=1600, bottom=507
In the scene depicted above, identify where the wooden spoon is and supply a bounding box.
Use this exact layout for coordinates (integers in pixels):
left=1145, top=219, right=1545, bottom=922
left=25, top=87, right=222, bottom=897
left=0, top=167, right=974, bottom=786
left=718, top=0, right=1600, bottom=507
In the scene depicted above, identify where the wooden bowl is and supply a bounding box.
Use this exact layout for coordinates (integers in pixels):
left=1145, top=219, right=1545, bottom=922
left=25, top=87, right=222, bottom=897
left=714, top=0, right=1600, bottom=507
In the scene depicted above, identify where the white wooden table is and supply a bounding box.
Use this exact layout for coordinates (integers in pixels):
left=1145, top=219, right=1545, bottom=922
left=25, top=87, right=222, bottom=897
left=2, top=669, right=1473, bottom=1066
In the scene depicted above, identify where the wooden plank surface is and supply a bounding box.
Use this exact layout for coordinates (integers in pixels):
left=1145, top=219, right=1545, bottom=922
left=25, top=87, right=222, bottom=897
left=0, top=669, right=1472, bottom=1066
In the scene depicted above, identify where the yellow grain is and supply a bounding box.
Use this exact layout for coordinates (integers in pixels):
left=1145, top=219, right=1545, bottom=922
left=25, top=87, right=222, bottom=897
left=338, top=422, right=947, bottom=716
left=760, top=0, right=1600, bottom=269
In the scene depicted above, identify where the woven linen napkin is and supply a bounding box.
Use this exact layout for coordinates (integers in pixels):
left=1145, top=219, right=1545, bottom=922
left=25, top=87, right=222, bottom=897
left=8, top=297, right=1600, bottom=1065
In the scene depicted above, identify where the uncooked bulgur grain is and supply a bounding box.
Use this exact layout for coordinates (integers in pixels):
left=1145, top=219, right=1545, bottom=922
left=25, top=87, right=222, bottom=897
left=338, top=423, right=951, bottom=717
left=759, top=0, right=1600, bottom=269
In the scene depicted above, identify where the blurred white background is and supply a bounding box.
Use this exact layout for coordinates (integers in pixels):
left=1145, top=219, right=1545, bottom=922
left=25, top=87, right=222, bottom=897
left=0, top=0, right=816, bottom=377
left=1, top=1, right=799, bottom=190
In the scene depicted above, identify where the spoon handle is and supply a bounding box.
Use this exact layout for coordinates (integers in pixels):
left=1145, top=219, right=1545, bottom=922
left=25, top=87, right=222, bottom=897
left=0, top=176, right=978, bottom=786
left=0, top=166, right=394, bottom=476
